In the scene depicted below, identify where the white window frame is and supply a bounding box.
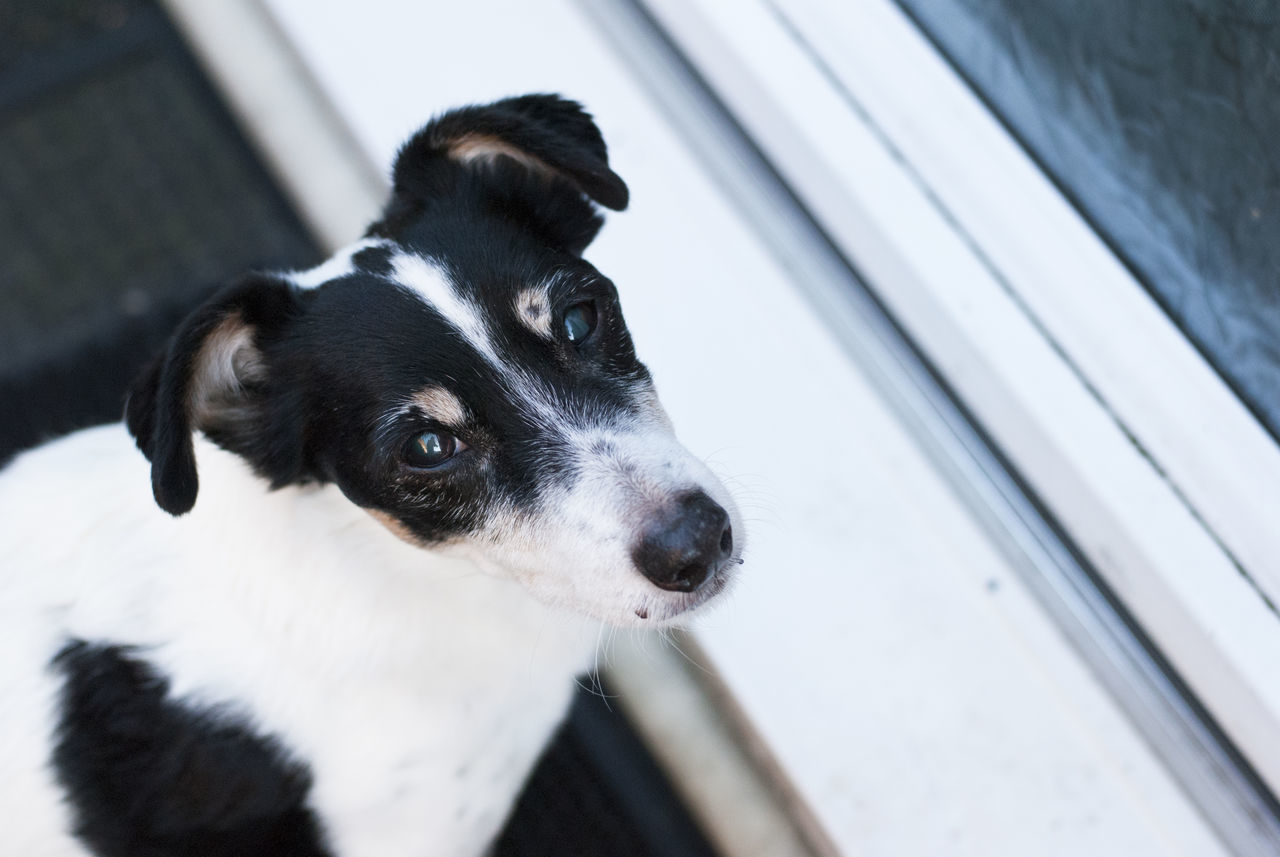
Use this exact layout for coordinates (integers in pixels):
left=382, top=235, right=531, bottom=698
left=159, top=0, right=1280, bottom=849
left=637, top=0, right=1280, bottom=799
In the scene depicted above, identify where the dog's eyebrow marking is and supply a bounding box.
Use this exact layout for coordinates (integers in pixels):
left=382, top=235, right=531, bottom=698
left=514, top=287, right=553, bottom=338
left=389, top=254, right=588, bottom=436
left=289, top=237, right=390, bottom=289
left=391, top=253, right=501, bottom=364
left=408, top=387, right=469, bottom=428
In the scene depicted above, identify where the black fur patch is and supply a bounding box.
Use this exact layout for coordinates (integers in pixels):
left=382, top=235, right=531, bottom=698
left=125, top=94, right=652, bottom=547
left=376, top=94, right=627, bottom=255
left=351, top=243, right=393, bottom=277
left=51, top=641, right=333, bottom=857
left=125, top=273, right=310, bottom=516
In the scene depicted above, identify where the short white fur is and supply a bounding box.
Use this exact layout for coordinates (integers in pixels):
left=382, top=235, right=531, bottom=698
left=392, top=253, right=503, bottom=365
left=0, top=427, right=598, bottom=857
left=288, top=237, right=390, bottom=289
left=0, top=246, right=743, bottom=856
left=382, top=253, right=744, bottom=626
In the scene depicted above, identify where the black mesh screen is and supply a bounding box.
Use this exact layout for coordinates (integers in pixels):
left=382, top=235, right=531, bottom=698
left=896, top=0, right=1280, bottom=439
left=0, top=0, right=317, bottom=455
left=0, top=3, right=720, bottom=855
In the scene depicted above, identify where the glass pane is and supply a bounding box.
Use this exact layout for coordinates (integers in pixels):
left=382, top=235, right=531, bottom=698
left=897, top=0, right=1280, bottom=439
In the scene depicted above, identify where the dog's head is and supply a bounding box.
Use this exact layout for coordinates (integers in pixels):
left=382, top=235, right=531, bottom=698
left=126, top=95, right=741, bottom=626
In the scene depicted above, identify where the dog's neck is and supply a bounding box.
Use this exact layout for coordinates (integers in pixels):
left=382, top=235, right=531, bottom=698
left=168, top=437, right=600, bottom=855
left=154, top=435, right=598, bottom=690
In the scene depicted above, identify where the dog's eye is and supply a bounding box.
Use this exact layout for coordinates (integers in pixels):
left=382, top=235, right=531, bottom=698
left=562, top=301, right=597, bottom=344
left=403, top=431, right=462, bottom=468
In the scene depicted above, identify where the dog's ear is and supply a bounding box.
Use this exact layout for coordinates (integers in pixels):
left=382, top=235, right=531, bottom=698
left=125, top=274, right=306, bottom=516
left=383, top=94, right=628, bottom=254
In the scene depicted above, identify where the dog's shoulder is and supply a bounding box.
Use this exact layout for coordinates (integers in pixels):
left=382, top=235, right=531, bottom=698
left=50, top=640, right=333, bottom=857
left=0, top=423, right=266, bottom=590
left=1, top=422, right=147, bottom=503
left=1, top=424, right=157, bottom=584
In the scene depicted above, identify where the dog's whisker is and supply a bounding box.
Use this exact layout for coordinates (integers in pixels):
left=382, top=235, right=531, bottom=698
left=660, top=631, right=715, bottom=678
left=6, top=92, right=745, bottom=854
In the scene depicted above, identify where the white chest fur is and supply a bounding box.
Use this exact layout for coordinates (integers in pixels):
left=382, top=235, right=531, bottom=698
left=0, top=425, right=597, bottom=857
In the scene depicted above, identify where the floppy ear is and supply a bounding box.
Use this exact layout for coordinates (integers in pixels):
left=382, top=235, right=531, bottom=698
left=125, top=274, right=306, bottom=516
left=382, top=94, right=629, bottom=254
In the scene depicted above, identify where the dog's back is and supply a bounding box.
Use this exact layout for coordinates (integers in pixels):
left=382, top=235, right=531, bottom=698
left=2, top=426, right=163, bottom=855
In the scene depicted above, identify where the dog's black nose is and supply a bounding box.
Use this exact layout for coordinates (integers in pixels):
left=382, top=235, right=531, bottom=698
left=633, top=490, right=733, bottom=592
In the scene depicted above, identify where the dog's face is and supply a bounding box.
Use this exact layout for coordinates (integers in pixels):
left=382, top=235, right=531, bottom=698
left=126, top=95, right=741, bottom=626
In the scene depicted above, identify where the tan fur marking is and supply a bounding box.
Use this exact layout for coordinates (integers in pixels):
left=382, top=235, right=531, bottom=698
left=448, top=134, right=557, bottom=178
left=367, top=509, right=427, bottom=546
left=514, top=287, right=553, bottom=338
left=189, top=312, right=264, bottom=423
left=410, top=386, right=468, bottom=428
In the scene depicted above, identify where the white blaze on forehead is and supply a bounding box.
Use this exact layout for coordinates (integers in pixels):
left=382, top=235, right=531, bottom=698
left=391, top=252, right=572, bottom=430
left=409, top=386, right=469, bottom=428
left=387, top=253, right=653, bottom=441
left=514, top=287, right=553, bottom=338
left=391, top=252, right=501, bottom=365
left=288, top=237, right=389, bottom=289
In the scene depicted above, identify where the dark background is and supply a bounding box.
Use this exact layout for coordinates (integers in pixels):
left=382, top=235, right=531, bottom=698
left=0, top=1, right=718, bottom=854
left=0, top=0, right=315, bottom=458
left=897, top=0, right=1280, bottom=439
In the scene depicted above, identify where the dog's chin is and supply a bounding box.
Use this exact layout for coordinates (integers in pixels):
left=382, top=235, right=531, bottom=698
left=461, top=545, right=740, bottom=629
left=610, top=563, right=738, bottom=629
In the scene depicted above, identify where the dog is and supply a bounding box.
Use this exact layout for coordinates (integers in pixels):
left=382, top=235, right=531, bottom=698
left=0, top=94, right=742, bottom=857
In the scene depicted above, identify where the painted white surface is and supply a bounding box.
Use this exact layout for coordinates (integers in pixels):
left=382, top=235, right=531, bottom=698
left=608, top=634, right=821, bottom=857
left=254, top=1, right=1227, bottom=853
left=645, top=0, right=1280, bottom=802
left=772, top=0, right=1280, bottom=606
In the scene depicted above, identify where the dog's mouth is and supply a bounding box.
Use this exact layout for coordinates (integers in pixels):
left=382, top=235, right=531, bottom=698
left=633, top=557, right=740, bottom=624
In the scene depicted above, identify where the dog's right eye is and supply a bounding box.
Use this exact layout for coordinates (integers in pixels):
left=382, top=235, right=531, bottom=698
left=562, top=301, right=598, bottom=345
left=403, top=431, right=463, bottom=469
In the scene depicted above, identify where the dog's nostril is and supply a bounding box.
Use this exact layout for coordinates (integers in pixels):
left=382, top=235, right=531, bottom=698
left=673, top=564, right=709, bottom=592
left=632, top=490, right=730, bottom=593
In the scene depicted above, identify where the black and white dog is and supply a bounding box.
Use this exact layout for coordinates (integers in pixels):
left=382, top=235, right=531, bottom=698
left=1, top=95, right=742, bottom=857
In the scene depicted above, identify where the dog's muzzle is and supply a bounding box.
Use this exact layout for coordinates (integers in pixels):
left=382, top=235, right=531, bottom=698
left=631, top=489, right=733, bottom=593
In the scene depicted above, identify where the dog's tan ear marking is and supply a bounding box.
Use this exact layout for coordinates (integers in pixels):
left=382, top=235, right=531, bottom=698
left=126, top=274, right=303, bottom=516
left=412, top=93, right=628, bottom=211
left=447, top=134, right=557, bottom=178
left=187, top=312, right=266, bottom=428
left=380, top=94, right=629, bottom=255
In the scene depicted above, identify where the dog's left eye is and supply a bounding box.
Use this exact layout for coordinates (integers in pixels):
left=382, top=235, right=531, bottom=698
left=403, top=431, right=464, bottom=468
left=562, top=301, right=597, bottom=344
